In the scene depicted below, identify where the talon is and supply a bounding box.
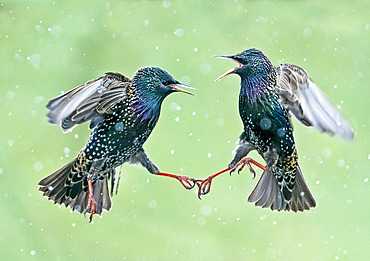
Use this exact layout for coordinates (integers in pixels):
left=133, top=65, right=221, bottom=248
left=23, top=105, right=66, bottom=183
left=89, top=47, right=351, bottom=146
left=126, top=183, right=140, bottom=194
left=195, top=167, right=231, bottom=200
left=202, top=180, right=211, bottom=195
left=196, top=178, right=213, bottom=199
left=187, top=181, right=195, bottom=190
left=231, top=158, right=266, bottom=179
left=196, top=180, right=204, bottom=199
left=178, top=176, right=196, bottom=190
left=85, top=197, right=97, bottom=223
left=230, top=168, right=237, bottom=175
left=240, top=162, right=248, bottom=173
left=248, top=165, right=256, bottom=179
left=198, top=188, right=203, bottom=200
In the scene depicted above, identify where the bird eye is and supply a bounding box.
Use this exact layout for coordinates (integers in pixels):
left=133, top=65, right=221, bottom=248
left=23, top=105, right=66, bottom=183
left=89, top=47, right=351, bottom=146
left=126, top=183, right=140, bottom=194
left=162, top=80, right=175, bottom=86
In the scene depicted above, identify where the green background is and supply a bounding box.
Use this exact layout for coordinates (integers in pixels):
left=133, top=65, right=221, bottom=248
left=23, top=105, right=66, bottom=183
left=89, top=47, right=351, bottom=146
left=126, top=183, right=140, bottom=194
left=1, top=0, right=369, bottom=260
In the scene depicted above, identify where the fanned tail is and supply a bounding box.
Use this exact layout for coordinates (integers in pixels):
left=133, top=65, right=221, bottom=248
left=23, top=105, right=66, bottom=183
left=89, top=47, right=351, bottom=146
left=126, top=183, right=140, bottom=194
left=289, top=165, right=316, bottom=212
left=247, top=165, right=316, bottom=212
left=38, top=160, right=113, bottom=215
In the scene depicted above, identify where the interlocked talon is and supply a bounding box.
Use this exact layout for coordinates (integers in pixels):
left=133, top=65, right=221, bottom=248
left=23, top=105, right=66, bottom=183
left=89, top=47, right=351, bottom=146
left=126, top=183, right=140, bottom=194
left=230, top=157, right=267, bottom=179
left=155, top=172, right=197, bottom=190
left=196, top=158, right=267, bottom=199
left=196, top=167, right=231, bottom=199
left=85, top=179, right=97, bottom=223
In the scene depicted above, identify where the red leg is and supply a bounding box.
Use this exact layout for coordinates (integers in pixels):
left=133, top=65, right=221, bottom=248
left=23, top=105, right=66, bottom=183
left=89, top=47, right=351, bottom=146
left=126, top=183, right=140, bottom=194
left=196, top=158, right=267, bottom=199
left=86, top=179, right=97, bottom=223
left=196, top=167, right=230, bottom=199
left=231, top=157, right=267, bottom=178
left=155, top=172, right=197, bottom=190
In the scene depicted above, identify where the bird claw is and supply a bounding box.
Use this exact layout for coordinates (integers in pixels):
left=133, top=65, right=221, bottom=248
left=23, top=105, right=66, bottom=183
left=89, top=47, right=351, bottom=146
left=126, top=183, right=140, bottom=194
left=194, top=167, right=232, bottom=199
left=195, top=178, right=213, bottom=199
left=251, top=169, right=256, bottom=180
left=84, top=196, right=97, bottom=223
left=231, top=158, right=258, bottom=179
left=177, top=176, right=197, bottom=190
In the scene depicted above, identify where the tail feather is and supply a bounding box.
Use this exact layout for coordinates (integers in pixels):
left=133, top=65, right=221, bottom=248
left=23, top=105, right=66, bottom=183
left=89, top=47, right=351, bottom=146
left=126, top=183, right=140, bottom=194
left=249, top=170, right=288, bottom=211
left=262, top=176, right=277, bottom=208
left=270, top=192, right=286, bottom=211
left=248, top=164, right=315, bottom=212
left=254, top=174, right=273, bottom=207
left=69, top=181, right=83, bottom=199
left=48, top=180, right=67, bottom=199
left=38, top=161, right=114, bottom=215
left=48, top=171, right=69, bottom=192
left=248, top=169, right=270, bottom=203
left=100, top=175, right=112, bottom=210
left=289, top=165, right=316, bottom=212
left=38, top=163, right=71, bottom=192
left=64, top=191, right=87, bottom=213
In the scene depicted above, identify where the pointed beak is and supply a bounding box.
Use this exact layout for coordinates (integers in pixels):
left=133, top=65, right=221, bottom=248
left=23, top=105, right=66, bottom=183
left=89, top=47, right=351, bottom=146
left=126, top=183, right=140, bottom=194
left=214, top=55, right=242, bottom=81
left=170, top=82, right=196, bottom=96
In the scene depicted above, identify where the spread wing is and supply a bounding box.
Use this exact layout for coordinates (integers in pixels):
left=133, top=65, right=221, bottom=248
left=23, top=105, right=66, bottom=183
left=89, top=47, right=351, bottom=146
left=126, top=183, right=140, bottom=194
left=47, top=72, right=131, bottom=133
left=276, top=63, right=354, bottom=141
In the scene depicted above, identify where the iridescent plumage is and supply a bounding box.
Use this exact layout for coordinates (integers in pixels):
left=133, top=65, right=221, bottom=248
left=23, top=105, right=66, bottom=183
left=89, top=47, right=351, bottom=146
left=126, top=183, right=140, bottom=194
left=197, top=48, right=353, bottom=212
left=38, top=67, right=195, bottom=221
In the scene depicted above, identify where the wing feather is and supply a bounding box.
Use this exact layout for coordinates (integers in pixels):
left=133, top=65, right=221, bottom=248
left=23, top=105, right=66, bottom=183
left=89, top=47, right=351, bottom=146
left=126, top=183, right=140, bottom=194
left=47, top=72, right=131, bottom=132
left=276, top=64, right=354, bottom=141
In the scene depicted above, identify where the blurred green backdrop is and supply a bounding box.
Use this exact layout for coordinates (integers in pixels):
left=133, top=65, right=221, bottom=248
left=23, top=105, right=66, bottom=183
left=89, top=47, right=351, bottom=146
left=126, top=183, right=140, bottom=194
left=1, top=0, right=369, bottom=260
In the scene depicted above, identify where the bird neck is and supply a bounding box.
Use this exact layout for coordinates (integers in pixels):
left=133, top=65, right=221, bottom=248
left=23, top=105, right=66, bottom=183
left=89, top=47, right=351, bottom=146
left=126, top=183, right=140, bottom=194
left=238, top=69, right=282, bottom=121
left=131, top=88, right=163, bottom=126
left=240, top=70, right=277, bottom=102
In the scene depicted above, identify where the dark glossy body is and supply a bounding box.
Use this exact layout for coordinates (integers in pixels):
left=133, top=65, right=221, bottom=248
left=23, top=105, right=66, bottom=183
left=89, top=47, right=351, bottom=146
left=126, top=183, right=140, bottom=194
left=214, top=49, right=320, bottom=211
left=38, top=67, right=193, bottom=216
left=235, top=54, right=297, bottom=201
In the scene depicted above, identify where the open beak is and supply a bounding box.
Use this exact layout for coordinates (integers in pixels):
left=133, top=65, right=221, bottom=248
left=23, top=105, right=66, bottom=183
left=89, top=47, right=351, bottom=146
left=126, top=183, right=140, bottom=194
left=170, top=82, right=196, bottom=96
left=214, top=55, right=243, bottom=81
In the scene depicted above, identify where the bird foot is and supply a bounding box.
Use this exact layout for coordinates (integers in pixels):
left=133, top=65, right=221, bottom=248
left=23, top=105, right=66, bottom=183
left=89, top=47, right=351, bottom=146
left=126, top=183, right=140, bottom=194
left=230, top=157, right=267, bottom=179
left=84, top=196, right=97, bottom=223
left=155, top=171, right=196, bottom=190
left=176, top=175, right=197, bottom=190
left=195, top=167, right=231, bottom=199
left=84, top=179, right=97, bottom=223
left=195, top=177, right=213, bottom=199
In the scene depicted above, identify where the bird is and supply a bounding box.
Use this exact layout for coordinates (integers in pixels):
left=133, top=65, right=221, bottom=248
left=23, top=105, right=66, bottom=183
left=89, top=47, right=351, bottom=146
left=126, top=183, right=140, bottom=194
left=38, top=67, right=196, bottom=222
left=196, top=48, right=353, bottom=212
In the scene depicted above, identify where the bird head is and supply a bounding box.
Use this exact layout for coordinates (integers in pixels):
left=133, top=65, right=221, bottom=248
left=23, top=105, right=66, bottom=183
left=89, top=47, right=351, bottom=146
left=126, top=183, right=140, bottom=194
left=133, top=67, right=195, bottom=99
left=215, top=48, right=273, bottom=81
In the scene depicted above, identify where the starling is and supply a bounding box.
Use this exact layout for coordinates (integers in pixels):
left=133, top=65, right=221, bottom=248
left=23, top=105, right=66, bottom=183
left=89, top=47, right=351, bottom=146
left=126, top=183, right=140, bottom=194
left=38, top=67, right=195, bottom=221
left=196, top=48, right=353, bottom=212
